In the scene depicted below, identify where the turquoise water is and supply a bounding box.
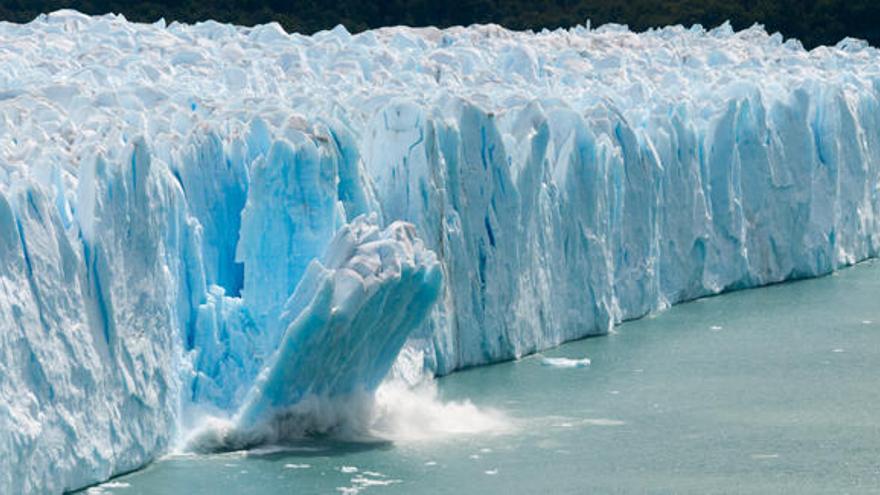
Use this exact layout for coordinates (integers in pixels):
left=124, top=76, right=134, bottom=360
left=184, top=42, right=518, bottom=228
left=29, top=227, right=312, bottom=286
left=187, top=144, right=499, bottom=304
left=91, top=261, right=880, bottom=494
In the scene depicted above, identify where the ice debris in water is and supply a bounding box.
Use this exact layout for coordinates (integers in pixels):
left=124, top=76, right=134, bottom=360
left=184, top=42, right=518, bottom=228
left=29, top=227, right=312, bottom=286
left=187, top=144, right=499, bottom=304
left=541, top=356, right=592, bottom=368
left=2, top=9, right=880, bottom=493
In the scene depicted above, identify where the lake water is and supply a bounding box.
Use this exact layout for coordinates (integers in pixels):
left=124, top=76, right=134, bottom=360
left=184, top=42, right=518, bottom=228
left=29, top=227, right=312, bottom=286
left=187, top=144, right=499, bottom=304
left=88, top=261, right=880, bottom=494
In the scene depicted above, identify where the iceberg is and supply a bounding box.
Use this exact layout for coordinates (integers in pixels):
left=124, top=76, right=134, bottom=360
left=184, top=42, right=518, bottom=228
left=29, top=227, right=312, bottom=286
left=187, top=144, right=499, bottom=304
left=1, top=9, right=879, bottom=493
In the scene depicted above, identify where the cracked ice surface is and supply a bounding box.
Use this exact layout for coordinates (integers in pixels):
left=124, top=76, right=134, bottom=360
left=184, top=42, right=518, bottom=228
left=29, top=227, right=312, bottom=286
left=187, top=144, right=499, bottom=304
left=1, top=9, right=879, bottom=492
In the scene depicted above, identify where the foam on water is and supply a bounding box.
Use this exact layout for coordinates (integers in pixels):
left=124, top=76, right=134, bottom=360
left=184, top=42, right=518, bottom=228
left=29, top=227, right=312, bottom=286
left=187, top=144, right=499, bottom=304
left=184, top=375, right=510, bottom=453
left=370, top=380, right=511, bottom=442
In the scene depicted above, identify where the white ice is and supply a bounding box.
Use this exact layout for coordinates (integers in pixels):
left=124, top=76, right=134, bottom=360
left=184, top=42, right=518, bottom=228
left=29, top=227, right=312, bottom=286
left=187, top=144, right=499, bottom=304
left=540, top=356, right=592, bottom=368
left=1, top=9, right=879, bottom=493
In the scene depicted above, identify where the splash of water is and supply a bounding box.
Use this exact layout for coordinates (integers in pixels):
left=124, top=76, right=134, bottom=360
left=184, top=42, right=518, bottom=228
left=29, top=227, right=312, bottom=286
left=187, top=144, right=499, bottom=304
left=182, top=376, right=510, bottom=453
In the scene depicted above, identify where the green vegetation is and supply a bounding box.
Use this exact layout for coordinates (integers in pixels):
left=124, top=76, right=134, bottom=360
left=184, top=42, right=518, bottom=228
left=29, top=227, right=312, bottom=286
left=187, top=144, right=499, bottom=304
left=0, top=0, right=877, bottom=48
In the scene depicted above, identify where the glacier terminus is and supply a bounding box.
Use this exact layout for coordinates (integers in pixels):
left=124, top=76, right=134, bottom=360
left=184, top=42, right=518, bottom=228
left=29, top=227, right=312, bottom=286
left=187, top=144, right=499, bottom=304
left=0, top=10, right=879, bottom=493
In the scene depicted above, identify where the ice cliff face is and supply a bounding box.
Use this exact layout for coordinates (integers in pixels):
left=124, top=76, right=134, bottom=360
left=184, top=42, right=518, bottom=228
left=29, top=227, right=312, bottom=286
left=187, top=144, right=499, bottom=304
left=1, top=9, right=880, bottom=493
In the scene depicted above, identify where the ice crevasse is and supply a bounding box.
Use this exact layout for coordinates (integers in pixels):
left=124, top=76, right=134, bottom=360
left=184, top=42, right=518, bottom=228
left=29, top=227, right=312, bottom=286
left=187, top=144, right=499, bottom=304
left=1, top=9, right=880, bottom=493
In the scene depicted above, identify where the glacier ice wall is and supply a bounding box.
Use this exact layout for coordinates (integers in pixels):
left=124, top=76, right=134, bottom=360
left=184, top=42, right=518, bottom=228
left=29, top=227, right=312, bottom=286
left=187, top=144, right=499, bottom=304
left=1, top=9, right=880, bottom=492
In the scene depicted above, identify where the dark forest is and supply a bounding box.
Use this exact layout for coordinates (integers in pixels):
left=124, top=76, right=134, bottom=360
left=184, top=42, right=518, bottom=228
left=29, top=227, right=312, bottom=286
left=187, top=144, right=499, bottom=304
left=1, top=0, right=878, bottom=48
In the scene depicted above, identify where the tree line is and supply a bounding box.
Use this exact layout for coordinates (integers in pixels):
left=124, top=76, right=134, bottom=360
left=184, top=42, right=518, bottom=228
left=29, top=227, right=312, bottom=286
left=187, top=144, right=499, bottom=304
left=0, top=0, right=877, bottom=49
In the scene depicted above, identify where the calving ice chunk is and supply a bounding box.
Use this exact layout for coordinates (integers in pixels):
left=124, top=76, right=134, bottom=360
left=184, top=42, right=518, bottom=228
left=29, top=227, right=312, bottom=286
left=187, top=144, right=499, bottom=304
left=1, top=9, right=880, bottom=493
left=239, top=217, right=441, bottom=423
left=187, top=216, right=442, bottom=452
left=236, top=217, right=441, bottom=430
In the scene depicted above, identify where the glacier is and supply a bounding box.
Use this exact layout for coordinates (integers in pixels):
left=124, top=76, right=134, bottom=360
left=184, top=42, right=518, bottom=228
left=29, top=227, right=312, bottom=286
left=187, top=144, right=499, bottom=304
left=1, top=9, right=880, bottom=493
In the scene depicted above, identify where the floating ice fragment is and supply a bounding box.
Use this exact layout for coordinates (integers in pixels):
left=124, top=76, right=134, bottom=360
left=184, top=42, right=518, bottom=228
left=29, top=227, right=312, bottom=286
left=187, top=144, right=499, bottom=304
left=86, top=481, right=132, bottom=494
left=351, top=475, right=401, bottom=487
left=580, top=418, right=626, bottom=426
left=540, top=356, right=591, bottom=368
